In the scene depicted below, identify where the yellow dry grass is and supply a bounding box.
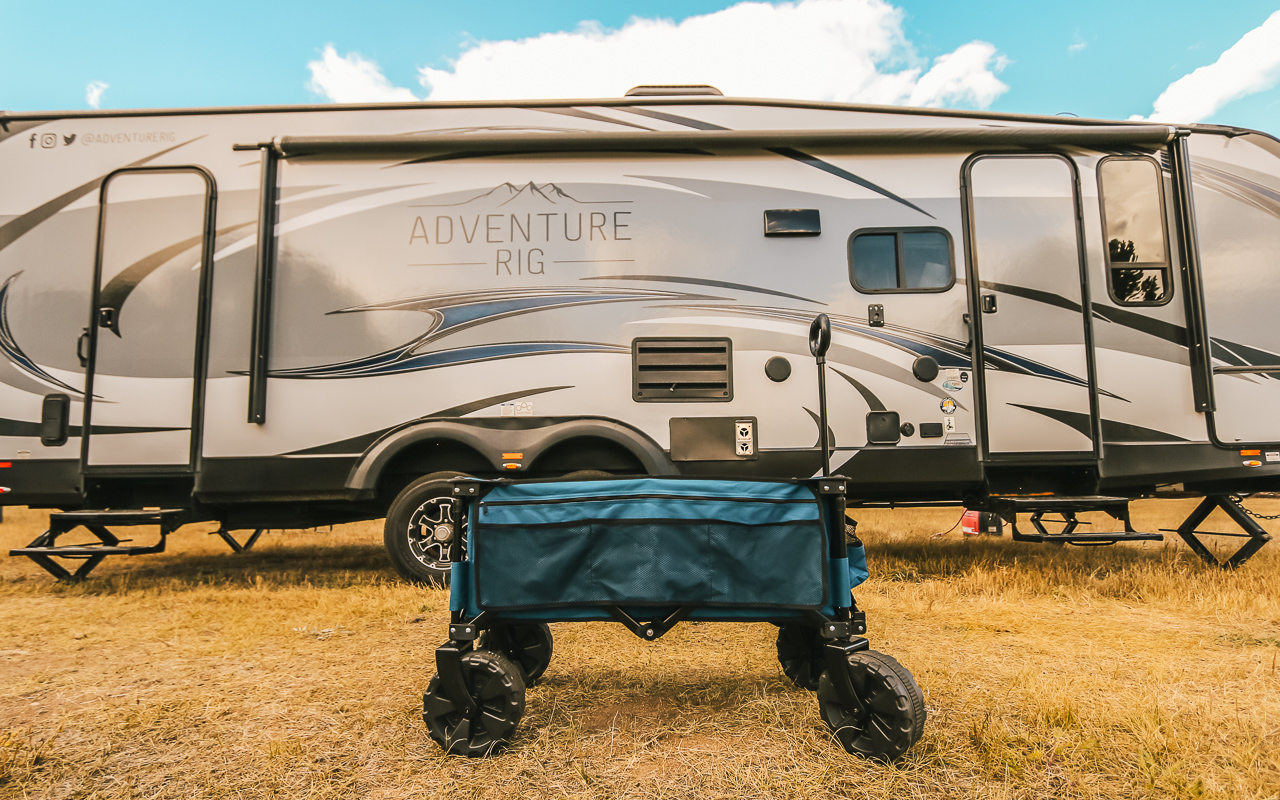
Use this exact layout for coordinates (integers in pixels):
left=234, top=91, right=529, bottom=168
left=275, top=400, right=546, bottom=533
left=0, top=499, right=1277, bottom=799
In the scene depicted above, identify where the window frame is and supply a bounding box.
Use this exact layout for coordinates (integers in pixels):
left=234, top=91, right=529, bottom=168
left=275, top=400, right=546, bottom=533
left=1097, top=155, right=1175, bottom=307
left=847, top=226, right=956, bottom=294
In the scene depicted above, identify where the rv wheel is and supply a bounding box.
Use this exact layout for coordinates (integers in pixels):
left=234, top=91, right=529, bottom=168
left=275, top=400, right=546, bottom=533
left=384, top=472, right=472, bottom=586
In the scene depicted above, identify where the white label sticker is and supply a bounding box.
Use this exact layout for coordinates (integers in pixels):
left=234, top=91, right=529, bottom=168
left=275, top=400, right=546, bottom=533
left=944, top=416, right=957, bottom=433
left=1267, top=452, right=1279, bottom=462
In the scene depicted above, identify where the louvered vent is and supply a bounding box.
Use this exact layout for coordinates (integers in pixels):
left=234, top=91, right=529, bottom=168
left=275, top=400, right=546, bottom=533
left=632, top=338, right=733, bottom=402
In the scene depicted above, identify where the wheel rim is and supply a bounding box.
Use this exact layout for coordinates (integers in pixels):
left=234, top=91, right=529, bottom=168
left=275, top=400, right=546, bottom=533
left=405, top=497, right=457, bottom=571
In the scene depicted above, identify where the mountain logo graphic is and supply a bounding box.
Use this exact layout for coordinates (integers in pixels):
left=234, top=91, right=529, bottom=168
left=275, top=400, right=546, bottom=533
left=62, top=134, right=76, bottom=146
left=418, top=181, right=628, bottom=207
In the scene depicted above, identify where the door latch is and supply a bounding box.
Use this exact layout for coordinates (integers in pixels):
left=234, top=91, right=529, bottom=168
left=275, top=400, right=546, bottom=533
left=76, top=328, right=90, bottom=368
left=981, top=294, right=998, bottom=314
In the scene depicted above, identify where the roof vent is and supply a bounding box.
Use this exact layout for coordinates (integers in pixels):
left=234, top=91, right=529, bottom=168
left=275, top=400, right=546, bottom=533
left=625, top=85, right=724, bottom=97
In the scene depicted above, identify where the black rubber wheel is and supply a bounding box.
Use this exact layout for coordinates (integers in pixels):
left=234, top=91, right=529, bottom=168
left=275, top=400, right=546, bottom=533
left=384, top=472, right=471, bottom=586
left=817, top=649, right=925, bottom=762
left=422, top=649, right=526, bottom=757
left=478, top=623, right=554, bottom=684
left=776, top=625, right=826, bottom=691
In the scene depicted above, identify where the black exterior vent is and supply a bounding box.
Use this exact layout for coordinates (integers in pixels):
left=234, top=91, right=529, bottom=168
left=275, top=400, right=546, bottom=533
left=633, top=338, right=732, bottom=402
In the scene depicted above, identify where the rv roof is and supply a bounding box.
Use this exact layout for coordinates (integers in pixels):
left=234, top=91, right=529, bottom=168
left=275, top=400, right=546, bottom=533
left=0, top=94, right=1256, bottom=138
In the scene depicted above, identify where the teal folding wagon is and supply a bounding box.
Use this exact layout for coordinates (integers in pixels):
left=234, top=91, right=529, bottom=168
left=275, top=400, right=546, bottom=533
left=421, top=474, right=925, bottom=760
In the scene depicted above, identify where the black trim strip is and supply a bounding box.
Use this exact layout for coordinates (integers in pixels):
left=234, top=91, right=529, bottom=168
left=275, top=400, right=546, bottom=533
left=537, top=107, right=656, bottom=131
left=1214, top=365, right=1280, bottom=374
left=580, top=273, right=821, bottom=304
left=248, top=147, right=280, bottom=424
left=612, top=106, right=730, bottom=130
left=768, top=147, right=935, bottom=219
left=1169, top=133, right=1215, bottom=413
left=1010, top=404, right=1190, bottom=443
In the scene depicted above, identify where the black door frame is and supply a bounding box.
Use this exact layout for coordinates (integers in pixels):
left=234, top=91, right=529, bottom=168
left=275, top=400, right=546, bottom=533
left=959, top=151, right=1103, bottom=464
left=80, top=165, right=218, bottom=475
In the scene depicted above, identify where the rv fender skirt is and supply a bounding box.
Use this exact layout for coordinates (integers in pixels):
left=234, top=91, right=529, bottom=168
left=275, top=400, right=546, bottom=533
left=912, top=356, right=939, bottom=383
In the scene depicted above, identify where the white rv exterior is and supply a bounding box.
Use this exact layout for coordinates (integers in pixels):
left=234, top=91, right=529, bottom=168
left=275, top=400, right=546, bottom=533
left=2, top=92, right=1278, bottom=580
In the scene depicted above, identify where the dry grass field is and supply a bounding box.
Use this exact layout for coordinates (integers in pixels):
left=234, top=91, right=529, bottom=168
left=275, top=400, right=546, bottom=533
left=0, top=499, right=1277, bottom=799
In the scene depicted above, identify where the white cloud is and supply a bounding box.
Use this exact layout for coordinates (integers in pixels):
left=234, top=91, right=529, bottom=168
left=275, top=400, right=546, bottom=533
left=1068, top=33, right=1087, bottom=55
left=908, top=42, right=1008, bottom=108
left=302, top=0, right=1008, bottom=110
left=85, top=81, right=108, bottom=109
left=416, top=0, right=1007, bottom=109
left=307, top=45, right=419, bottom=103
left=1136, top=10, right=1280, bottom=123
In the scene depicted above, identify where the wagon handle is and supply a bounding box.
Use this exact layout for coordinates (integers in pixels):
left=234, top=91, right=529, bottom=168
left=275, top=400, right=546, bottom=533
left=810, top=314, right=832, bottom=477
left=809, top=314, right=831, bottom=359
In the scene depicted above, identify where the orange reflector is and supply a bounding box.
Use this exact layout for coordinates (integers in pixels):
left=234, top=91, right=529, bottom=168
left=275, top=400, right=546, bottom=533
left=502, top=453, right=524, bottom=460
left=504, top=463, right=521, bottom=470
left=0, top=462, right=10, bottom=468
left=1241, top=449, right=1261, bottom=456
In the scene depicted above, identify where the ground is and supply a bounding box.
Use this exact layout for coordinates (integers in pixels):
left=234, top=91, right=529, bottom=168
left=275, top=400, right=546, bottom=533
left=0, top=500, right=1277, bottom=799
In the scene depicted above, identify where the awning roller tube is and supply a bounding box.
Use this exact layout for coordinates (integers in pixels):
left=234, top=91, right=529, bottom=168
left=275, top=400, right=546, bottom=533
left=254, top=125, right=1179, bottom=159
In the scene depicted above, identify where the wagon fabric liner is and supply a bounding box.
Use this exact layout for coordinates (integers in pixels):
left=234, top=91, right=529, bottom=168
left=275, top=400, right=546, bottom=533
left=450, top=478, right=868, bottom=622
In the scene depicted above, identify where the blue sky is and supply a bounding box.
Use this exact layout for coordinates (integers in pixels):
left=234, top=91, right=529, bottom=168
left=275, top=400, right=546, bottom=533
left=5, top=1, right=1280, bottom=132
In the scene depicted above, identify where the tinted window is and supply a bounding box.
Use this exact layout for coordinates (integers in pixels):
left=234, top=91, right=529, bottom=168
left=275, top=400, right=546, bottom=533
left=850, top=234, right=896, bottom=290
left=902, top=231, right=951, bottom=289
left=849, top=228, right=953, bottom=293
left=1099, top=158, right=1171, bottom=305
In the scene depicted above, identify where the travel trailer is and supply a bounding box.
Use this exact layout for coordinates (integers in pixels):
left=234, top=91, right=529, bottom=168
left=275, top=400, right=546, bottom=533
left=1, top=86, right=1275, bottom=582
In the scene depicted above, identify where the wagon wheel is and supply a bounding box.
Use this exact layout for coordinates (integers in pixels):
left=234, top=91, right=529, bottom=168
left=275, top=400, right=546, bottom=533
left=817, top=649, right=925, bottom=761
left=479, top=623, right=554, bottom=684
left=776, top=624, right=826, bottom=691
left=422, top=650, right=525, bottom=758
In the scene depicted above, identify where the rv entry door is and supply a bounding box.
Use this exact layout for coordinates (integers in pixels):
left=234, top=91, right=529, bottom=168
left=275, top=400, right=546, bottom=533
left=83, top=168, right=213, bottom=469
left=965, top=155, right=1097, bottom=457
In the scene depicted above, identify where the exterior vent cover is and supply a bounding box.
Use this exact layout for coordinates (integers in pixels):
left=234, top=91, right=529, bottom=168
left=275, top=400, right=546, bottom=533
left=633, top=338, right=733, bottom=402
left=625, top=85, right=724, bottom=97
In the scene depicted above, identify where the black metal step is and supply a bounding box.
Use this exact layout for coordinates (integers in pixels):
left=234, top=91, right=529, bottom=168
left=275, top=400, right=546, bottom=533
left=9, top=542, right=164, bottom=558
left=51, top=508, right=185, bottom=526
left=992, top=495, right=1130, bottom=512
left=1013, top=530, right=1164, bottom=545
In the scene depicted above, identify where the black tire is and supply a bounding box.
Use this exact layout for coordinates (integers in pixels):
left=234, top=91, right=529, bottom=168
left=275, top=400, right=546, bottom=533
left=776, top=625, right=826, bottom=691
left=422, top=649, right=525, bottom=757
left=817, top=649, right=925, bottom=762
left=384, top=472, right=471, bottom=586
left=561, top=470, right=614, bottom=480
left=478, top=623, right=554, bottom=684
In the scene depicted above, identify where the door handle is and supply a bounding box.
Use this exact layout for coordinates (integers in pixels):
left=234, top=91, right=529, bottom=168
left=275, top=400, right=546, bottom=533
left=76, top=328, right=90, bottom=368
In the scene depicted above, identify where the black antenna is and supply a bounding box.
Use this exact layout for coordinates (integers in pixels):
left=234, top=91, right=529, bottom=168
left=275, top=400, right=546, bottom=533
left=809, top=314, right=832, bottom=477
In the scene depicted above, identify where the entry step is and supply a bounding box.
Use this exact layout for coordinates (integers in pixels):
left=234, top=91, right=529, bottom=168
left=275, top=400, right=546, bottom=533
left=51, top=508, right=186, bottom=526
left=991, top=495, right=1130, bottom=512
left=1012, top=530, right=1164, bottom=545
left=9, top=542, right=163, bottom=558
